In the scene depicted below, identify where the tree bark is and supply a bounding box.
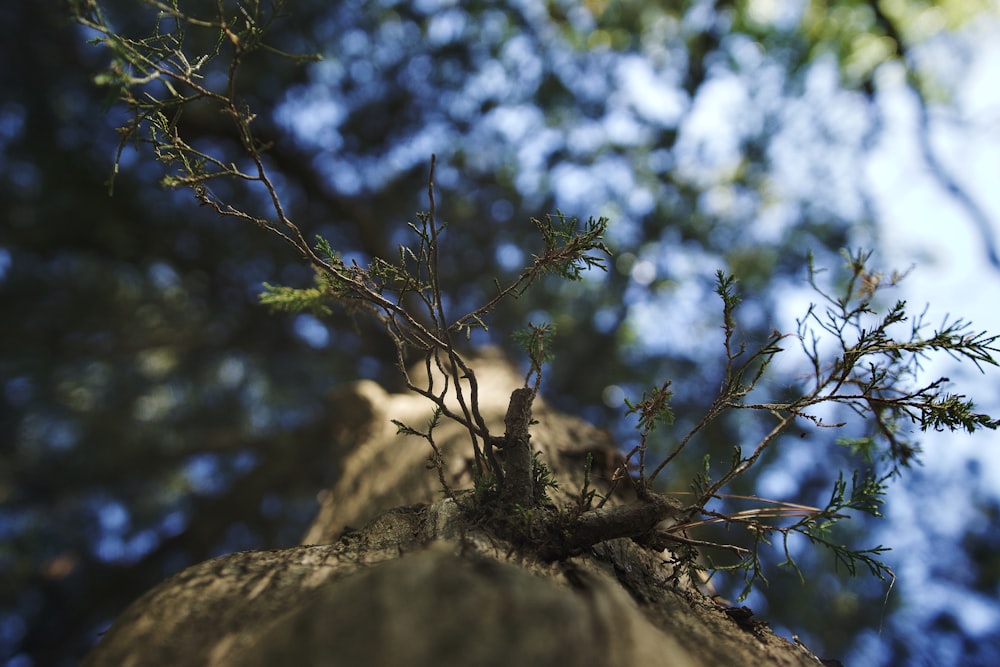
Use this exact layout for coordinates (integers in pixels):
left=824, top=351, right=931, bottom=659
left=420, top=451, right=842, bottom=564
left=83, top=351, right=833, bottom=667
left=500, top=386, right=535, bottom=508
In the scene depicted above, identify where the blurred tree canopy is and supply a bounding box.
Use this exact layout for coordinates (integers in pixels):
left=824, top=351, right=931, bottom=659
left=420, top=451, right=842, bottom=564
left=3, top=0, right=999, bottom=665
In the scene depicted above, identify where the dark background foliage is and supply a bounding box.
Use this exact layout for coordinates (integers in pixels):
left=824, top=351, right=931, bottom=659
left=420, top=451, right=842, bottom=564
left=2, top=1, right=999, bottom=665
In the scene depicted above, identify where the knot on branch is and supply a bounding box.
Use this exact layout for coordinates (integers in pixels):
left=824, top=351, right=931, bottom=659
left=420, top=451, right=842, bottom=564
left=500, top=387, right=535, bottom=509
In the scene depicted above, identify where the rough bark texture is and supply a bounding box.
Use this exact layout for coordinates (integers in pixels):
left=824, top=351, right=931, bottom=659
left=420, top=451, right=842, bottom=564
left=83, top=350, right=833, bottom=667
left=499, top=386, right=535, bottom=508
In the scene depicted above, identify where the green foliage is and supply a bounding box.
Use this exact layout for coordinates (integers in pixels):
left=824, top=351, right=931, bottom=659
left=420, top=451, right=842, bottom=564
left=73, top=0, right=321, bottom=214
left=783, top=471, right=893, bottom=583
left=622, top=251, right=999, bottom=594
left=799, top=248, right=1000, bottom=465
left=624, top=381, right=675, bottom=484
left=513, top=322, right=556, bottom=391
left=513, top=323, right=556, bottom=365
left=575, top=452, right=605, bottom=513
left=531, top=212, right=611, bottom=281
left=259, top=277, right=332, bottom=316
left=72, top=0, right=1000, bottom=628
left=530, top=450, right=558, bottom=506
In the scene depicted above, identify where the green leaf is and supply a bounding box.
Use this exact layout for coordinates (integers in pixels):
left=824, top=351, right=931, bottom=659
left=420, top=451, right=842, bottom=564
left=259, top=282, right=332, bottom=316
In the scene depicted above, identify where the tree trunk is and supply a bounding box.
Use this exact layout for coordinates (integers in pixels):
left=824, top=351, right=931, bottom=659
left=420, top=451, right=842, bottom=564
left=82, top=350, right=832, bottom=666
